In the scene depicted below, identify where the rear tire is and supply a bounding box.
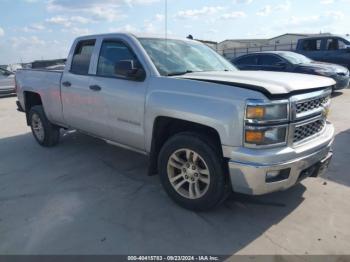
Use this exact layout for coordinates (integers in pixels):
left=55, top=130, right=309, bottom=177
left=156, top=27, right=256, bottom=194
left=28, top=105, right=60, bottom=147
left=158, top=132, right=228, bottom=211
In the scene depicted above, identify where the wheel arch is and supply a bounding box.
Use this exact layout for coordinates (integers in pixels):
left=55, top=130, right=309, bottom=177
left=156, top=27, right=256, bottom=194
left=24, top=91, right=43, bottom=125
left=147, top=116, right=224, bottom=176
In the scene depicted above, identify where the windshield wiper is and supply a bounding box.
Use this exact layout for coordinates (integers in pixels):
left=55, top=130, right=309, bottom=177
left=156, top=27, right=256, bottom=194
left=167, top=70, right=194, bottom=76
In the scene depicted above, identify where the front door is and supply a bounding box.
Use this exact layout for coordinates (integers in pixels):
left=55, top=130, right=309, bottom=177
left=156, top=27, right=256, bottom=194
left=89, top=40, right=148, bottom=151
left=324, top=38, right=350, bottom=68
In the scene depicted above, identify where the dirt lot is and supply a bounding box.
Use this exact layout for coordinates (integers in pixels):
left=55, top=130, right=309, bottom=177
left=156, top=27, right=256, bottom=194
left=0, top=90, right=350, bottom=255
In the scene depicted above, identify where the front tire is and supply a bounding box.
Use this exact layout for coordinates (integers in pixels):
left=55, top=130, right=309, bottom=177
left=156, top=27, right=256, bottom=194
left=158, top=133, right=228, bottom=211
left=29, top=105, right=60, bottom=147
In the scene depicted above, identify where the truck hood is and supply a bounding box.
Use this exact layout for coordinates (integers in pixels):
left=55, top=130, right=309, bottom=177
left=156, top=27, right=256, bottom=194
left=176, top=71, right=335, bottom=97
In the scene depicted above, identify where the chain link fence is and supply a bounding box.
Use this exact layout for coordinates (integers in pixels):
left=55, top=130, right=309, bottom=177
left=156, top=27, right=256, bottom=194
left=223, top=42, right=298, bottom=60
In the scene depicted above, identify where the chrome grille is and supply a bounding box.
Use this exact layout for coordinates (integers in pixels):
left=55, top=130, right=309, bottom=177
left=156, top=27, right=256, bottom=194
left=293, top=119, right=326, bottom=143
left=296, top=96, right=330, bottom=115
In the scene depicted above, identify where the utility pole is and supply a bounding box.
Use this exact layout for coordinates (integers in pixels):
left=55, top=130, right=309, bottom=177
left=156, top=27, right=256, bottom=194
left=165, top=0, right=168, bottom=40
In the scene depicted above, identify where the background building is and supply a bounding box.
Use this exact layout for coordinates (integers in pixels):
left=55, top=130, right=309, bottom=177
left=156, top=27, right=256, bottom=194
left=220, top=33, right=333, bottom=59
left=196, top=39, right=218, bottom=51
left=198, top=32, right=334, bottom=59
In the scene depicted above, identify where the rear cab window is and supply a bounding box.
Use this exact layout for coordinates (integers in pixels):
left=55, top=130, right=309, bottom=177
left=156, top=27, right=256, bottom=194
left=70, top=40, right=96, bottom=75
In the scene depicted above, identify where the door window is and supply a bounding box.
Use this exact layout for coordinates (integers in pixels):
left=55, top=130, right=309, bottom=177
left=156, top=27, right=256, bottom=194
left=70, top=40, right=96, bottom=75
left=97, top=41, right=140, bottom=78
left=259, top=55, right=283, bottom=66
left=236, top=55, right=258, bottom=65
left=326, top=38, right=349, bottom=50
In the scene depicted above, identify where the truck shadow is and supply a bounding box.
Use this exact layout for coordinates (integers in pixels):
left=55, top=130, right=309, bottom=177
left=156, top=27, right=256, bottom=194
left=325, top=128, right=350, bottom=187
left=0, top=131, right=306, bottom=255
left=0, top=94, right=16, bottom=99
left=331, top=91, right=343, bottom=98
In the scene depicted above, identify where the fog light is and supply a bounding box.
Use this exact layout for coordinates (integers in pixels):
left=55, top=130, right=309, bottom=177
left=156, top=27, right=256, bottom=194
left=266, top=168, right=291, bottom=183
left=266, top=170, right=280, bottom=179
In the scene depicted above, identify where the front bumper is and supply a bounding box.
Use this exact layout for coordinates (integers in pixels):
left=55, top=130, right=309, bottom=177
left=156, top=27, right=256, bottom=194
left=333, top=75, right=350, bottom=90
left=0, top=87, right=15, bottom=95
left=226, top=123, right=334, bottom=195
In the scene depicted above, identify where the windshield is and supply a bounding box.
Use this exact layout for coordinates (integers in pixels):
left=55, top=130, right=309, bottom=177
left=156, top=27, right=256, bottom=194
left=139, top=38, right=237, bottom=76
left=278, top=52, right=313, bottom=64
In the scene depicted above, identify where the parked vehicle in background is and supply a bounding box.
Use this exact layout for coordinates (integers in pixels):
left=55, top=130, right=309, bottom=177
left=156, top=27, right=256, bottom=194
left=0, top=68, right=15, bottom=96
left=296, top=35, right=350, bottom=70
left=31, top=59, right=67, bottom=69
left=232, top=51, right=350, bottom=91
left=15, top=33, right=335, bottom=210
left=6, top=64, right=22, bottom=72
left=46, top=64, right=65, bottom=71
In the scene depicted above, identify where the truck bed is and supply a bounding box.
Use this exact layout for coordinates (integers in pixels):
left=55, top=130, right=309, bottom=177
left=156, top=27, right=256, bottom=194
left=16, top=69, right=65, bottom=125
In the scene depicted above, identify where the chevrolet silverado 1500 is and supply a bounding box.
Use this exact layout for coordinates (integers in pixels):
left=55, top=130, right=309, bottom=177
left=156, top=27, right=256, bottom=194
left=15, top=33, right=335, bottom=210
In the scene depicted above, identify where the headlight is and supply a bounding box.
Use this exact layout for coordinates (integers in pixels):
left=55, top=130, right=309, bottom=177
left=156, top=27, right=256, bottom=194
left=244, top=100, right=289, bottom=148
left=245, top=100, right=289, bottom=124
left=313, top=69, right=333, bottom=76
left=245, top=126, right=288, bottom=147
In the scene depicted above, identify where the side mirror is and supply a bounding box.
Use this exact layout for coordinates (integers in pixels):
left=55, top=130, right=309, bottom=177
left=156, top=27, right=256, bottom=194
left=115, top=60, right=145, bottom=81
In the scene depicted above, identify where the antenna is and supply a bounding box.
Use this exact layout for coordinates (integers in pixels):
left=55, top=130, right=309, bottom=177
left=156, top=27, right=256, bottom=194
left=165, top=0, right=168, bottom=55
left=165, top=0, right=168, bottom=40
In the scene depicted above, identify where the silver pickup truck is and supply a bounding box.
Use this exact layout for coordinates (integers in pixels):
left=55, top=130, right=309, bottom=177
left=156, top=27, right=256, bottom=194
left=15, top=33, right=335, bottom=210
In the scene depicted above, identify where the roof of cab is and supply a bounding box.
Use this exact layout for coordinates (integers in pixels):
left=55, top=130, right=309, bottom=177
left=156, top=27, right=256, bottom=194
left=299, top=34, right=347, bottom=40
left=75, top=32, right=194, bottom=42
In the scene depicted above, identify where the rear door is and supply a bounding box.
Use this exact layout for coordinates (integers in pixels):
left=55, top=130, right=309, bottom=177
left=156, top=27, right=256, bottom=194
left=61, top=39, right=111, bottom=138
left=88, top=38, right=148, bottom=150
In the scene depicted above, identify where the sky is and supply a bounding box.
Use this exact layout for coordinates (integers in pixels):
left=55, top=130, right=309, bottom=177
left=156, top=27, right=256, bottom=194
left=0, top=0, right=349, bottom=64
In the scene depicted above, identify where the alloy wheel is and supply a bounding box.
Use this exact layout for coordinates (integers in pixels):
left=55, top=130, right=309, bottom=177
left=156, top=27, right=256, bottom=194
left=167, top=148, right=210, bottom=199
left=31, top=113, right=45, bottom=142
